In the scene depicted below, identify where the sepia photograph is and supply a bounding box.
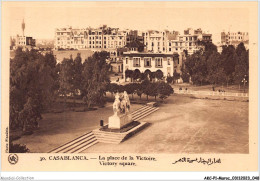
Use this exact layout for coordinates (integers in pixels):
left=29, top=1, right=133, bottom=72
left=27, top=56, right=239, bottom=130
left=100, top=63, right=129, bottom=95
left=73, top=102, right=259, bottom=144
left=1, top=0, right=258, bottom=177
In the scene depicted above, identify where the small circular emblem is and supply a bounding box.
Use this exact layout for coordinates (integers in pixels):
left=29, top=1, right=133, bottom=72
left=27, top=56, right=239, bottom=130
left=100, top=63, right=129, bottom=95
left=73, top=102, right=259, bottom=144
left=8, top=154, right=18, bottom=165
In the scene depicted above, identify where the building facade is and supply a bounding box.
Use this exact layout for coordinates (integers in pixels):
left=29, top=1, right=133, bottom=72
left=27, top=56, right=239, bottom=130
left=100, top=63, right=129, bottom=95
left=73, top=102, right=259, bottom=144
left=144, top=28, right=212, bottom=55
left=11, top=35, right=36, bottom=50
left=221, top=31, right=249, bottom=48
left=122, top=52, right=180, bottom=79
left=54, top=25, right=128, bottom=51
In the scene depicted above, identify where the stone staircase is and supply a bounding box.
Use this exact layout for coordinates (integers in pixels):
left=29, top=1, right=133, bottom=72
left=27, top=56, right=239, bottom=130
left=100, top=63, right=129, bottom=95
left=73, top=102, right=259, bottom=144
left=131, top=105, right=159, bottom=121
left=49, top=104, right=159, bottom=153
left=93, top=105, right=159, bottom=144
left=48, top=131, right=98, bottom=153
left=93, top=121, right=149, bottom=144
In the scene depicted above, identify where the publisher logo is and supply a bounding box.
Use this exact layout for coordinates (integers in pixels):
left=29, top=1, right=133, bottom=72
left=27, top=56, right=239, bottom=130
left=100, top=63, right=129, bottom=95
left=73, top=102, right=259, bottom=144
left=8, top=154, right=18, bottom=165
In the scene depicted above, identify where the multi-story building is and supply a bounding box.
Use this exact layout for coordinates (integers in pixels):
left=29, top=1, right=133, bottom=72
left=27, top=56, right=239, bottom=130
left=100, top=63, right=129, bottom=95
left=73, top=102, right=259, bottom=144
left=221, top=31, right=249, bottom=48
left=144, top=28, right=212, bottom=55
left=126, top=30, right=144, bottom=45
left=54, top=27, right=88, bottom=50
left=10, top=20, right=36, bottom=50
left=54, top=25, right=127, bottom=51
left=144, top=30, right=170, bottom=53
left=11, top=35, right=36, bottom=50
left=122, top=51, right=181, bottom=79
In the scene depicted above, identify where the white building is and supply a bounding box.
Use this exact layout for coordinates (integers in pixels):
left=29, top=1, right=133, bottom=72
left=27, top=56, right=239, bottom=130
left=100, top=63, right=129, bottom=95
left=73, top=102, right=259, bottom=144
left=11, top=35, right=36, bottom=50
left=221, top=31, right=249, bottom=49
left=54, top=26, right=127, bottom=51
left=122, top=51, right=180, bottom=79
left=144, top=28, right=212, bottom=55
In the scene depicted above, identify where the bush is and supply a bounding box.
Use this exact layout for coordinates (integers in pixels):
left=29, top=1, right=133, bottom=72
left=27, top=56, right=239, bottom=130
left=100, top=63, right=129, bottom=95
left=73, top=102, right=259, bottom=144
left=166, top=76, right=174, bottom=84
left=9, top=142, right=30, bottom=153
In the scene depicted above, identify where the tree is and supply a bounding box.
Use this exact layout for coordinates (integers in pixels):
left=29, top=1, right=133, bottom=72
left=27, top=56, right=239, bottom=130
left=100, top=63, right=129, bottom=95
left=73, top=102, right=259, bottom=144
left=136, top=83, right=144, bottom=99
left=10, top=48, right=57, bottom=131
left=155, top=70, right=164, bottom=80
left=173, top=70, right=181, bottom=83
left=147, top=82, right=160, bottom=100
left=81, top=51, right=110, bottom=108
left=139, top=73, right=146, bottom=81
left=184, top=50, right=208, bottom=85
left=158, top=82, right=174, bottom=101
left=166, top=76, right=173, bottom=84
left=73, top=53, right=83, bottom=97
left=180, top=66, right=190, bottom=83
left=106, top=83, right=119, bottom=97
left=58, top=57, right=74, bottom=104
left=207, top=51, right=225, bottom=85
left=221, top=45, right=237, bottom=87
left=124, top=83, right=138, bottom=99
left=233, top=43, right=249, bottom=85
left=141, top=80, right=151, bottom=100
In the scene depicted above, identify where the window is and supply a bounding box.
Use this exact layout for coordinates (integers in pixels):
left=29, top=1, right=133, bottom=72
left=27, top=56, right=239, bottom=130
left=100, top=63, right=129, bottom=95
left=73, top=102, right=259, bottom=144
left=169, top=42, right=171, bottom=46
left=144, top=58, right=151, bottom=67
left=126, top=57, right=129, bottom=64
left=169, top=48, right=172, bottom=52
left=133, top=58, right=140, bottom=67
left=155, top=58, right=163, bottom=67
left=175, top=42, right=178, bottom=46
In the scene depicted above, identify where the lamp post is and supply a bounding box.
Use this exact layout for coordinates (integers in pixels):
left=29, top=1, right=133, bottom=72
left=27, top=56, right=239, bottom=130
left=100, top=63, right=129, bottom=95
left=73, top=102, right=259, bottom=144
left=241, top=75, right=247, bottom=93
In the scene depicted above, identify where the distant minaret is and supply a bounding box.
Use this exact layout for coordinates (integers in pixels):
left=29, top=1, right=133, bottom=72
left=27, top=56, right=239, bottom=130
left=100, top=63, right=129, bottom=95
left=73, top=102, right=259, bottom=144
left=22, top=19, right=25, bottom=36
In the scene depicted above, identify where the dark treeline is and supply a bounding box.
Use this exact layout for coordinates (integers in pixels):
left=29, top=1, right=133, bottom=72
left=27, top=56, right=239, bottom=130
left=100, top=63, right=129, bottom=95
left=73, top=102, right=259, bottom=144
left=106, top=81, right=173, bottom=101
left=10, top=48, right=110, bottom=132
left=181, top=42, right=249, bottom=87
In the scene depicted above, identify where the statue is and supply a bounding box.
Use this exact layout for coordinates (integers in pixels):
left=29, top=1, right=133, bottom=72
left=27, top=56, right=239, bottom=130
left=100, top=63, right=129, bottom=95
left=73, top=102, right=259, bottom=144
left=112, top=93, right=121, bottom=116
left=119, top=91, right=131, bottom=114
left=108, top=91, right=133, bottom=129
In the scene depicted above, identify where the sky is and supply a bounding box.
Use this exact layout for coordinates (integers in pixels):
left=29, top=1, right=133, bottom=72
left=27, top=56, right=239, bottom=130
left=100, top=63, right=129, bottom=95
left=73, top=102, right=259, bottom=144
left=6, top=2, right=250, bottom=44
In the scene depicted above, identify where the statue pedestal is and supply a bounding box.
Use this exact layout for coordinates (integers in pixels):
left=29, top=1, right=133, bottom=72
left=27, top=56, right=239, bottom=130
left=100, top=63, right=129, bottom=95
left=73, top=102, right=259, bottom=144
left=108, top=113, right=132, bottom=129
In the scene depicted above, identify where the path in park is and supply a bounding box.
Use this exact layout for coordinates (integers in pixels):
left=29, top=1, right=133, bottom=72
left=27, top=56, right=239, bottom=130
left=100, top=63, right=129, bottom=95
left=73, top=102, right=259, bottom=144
left=83, top=95, right=248, bottom=154
left=13, top=103, right=143, bottom=153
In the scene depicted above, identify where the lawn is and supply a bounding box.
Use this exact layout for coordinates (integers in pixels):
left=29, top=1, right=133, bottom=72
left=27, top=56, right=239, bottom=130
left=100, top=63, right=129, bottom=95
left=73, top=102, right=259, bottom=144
left=13, top=94, right=248, bottom=154
left=83, top=95, right=249, bottom=154
left=12, top=103, right=143, bottom=153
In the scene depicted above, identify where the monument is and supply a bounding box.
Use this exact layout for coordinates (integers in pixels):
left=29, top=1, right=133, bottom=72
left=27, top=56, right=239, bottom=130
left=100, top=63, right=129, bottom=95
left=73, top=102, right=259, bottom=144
left=108, top=91, right=133, bottom=129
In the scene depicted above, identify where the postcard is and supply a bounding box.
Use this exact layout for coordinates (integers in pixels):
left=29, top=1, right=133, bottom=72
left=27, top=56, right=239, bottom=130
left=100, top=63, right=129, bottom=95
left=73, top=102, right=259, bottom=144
left=1, top=1, right=258, bottom=175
